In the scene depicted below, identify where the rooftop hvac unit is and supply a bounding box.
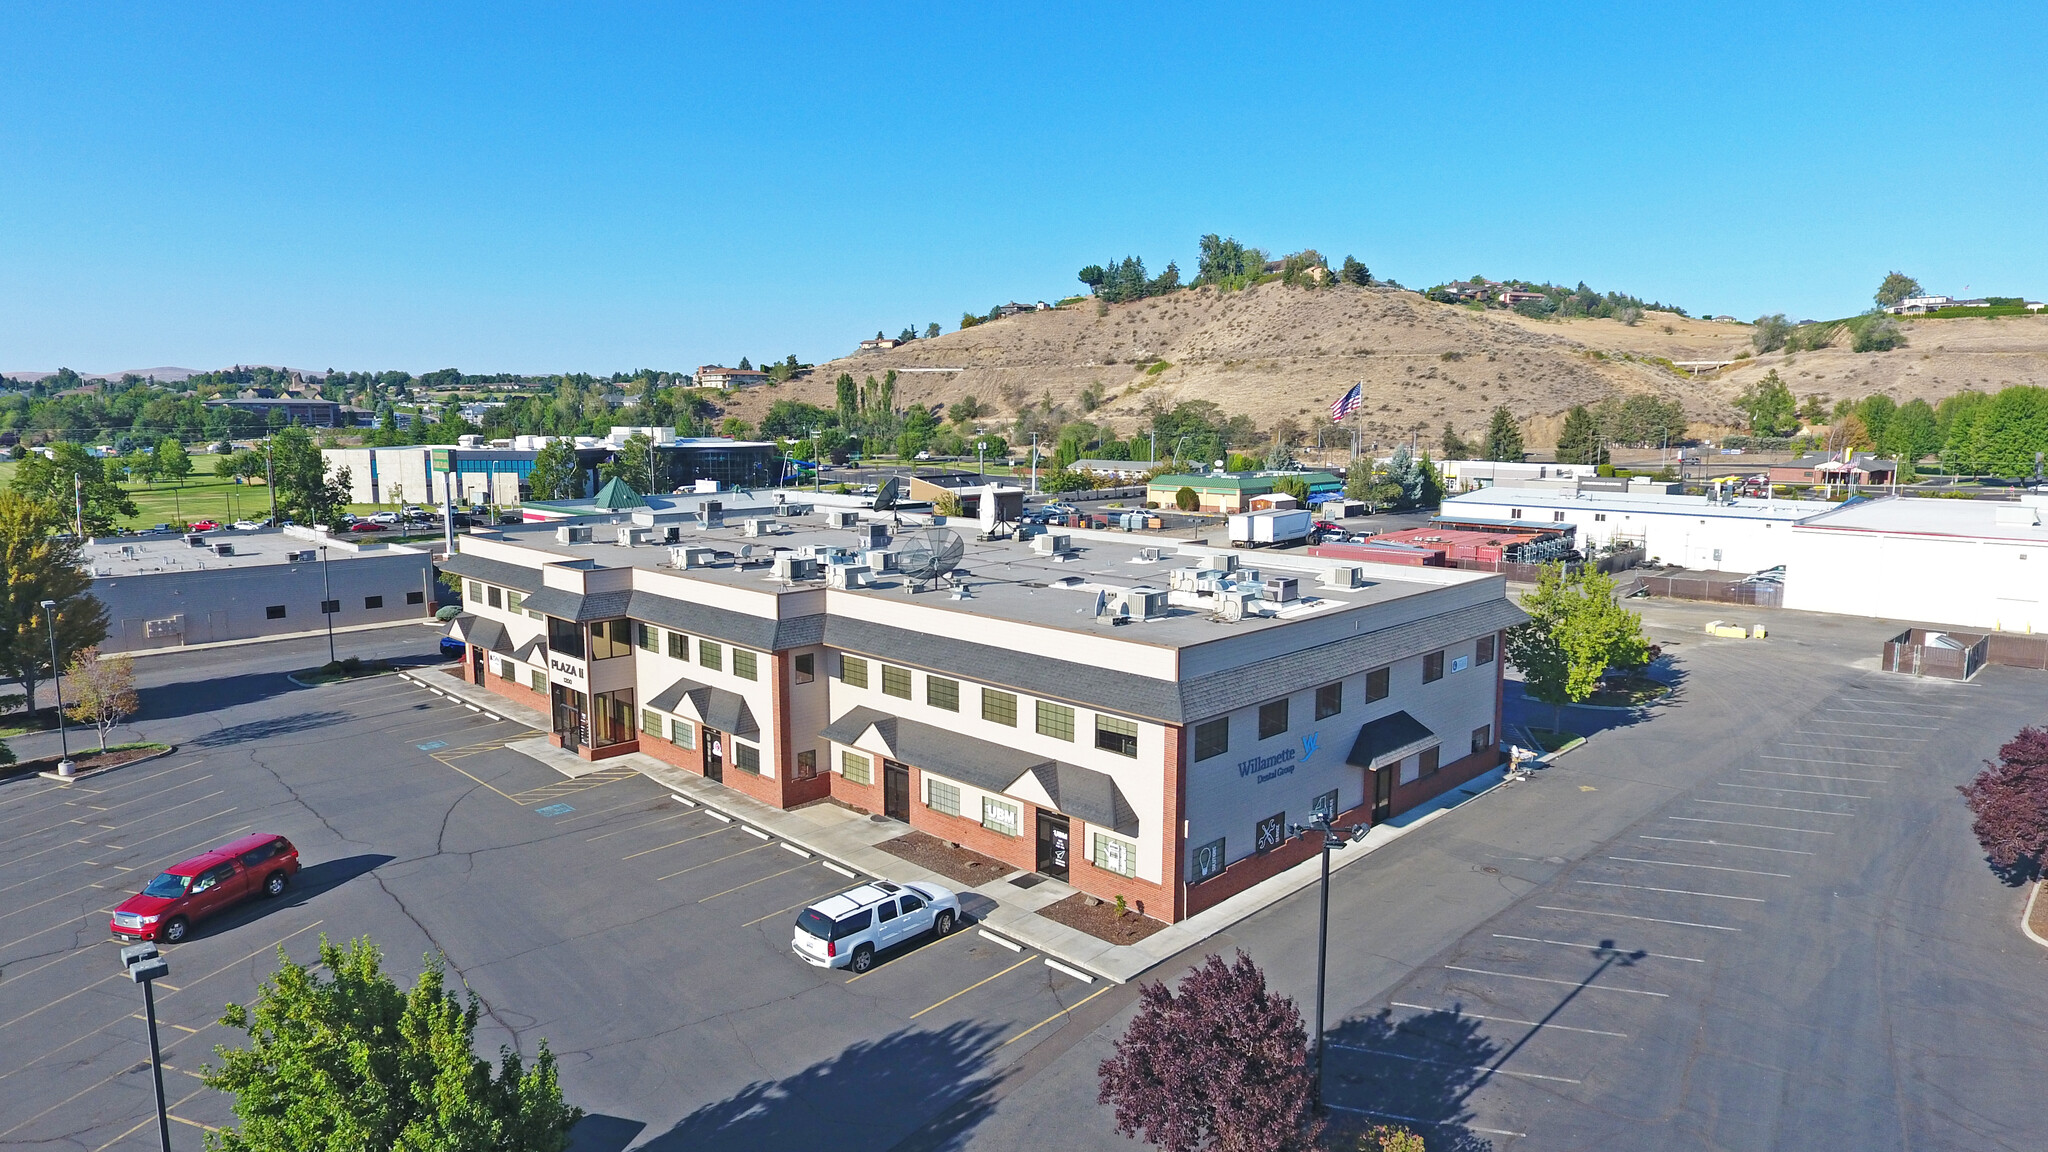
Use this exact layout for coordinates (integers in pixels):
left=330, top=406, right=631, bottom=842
left=671, top=546, right=718, bottom=568
left=1137, top=546, right=1163, bottom=562
left=1262, top=576, right=1299, bottom=604
left=779, top=502, right=813, bottom=517
left=828, top=510, right=860, bottom=529
left=1031, top=533, right=1072, bottom=556
left=556, top=525, right=593, bottom=544
left=186, top=533, right=207, bottom=547
left=288, top=549, right=317, bottom=563
left=1319, top=565, right=1364, bottom=589
left=661, top=525, right=682, bottom=544
left=826, top=563, right=871, bottom=590
left=1169, top=566, right=1225, bottom=593
left=771, top=554, right=819, bottom=582
left=617, top=527, right=652, bottom=546
left=861, top=523, right=889, bottom=548
left=212, top=542, right=234, bottom=556
left=1216, top=587, right=1260, bottom=622
left=1108, top=587, right=1168, bottom=621
left=697, top=501, right=724, bottom=529
left=743, top=517, right=778, bottom=537
left=864, top=548, right=898, bottom=573
left=1197, top=553, right=1238, bottom=573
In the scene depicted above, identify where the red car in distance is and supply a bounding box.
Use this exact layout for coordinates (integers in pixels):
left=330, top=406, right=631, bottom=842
left=110, top=833, right=300, bottom=944
left=189, top=520, right=220, bottom=531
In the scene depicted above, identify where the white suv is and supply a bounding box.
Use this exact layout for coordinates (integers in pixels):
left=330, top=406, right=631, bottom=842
left=792, top=880, right=960, bottom=973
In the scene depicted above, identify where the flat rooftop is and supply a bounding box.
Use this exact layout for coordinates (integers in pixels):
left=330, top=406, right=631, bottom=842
left=82, top=528, right=425, bottom=577
left=1796, top=494, right=2048, bottom=543
left=1445, top=486, right=1817, bottom=522
left=465, top=509, right=1499, bottom=647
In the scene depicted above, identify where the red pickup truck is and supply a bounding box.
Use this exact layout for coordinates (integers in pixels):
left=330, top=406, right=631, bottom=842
left=110, top=833, right=300, bottom=944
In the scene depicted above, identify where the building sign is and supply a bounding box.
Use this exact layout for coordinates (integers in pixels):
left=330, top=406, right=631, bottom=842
left=1255, top=813, right=1286, bottom=853
left=1236, top=730, right=1320, bottom=784
left=431, top=449, right=452, bottom=472
left=549, top=655, right=587, bottom=689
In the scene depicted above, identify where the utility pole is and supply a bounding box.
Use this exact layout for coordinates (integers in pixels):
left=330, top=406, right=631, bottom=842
left=265, top=438, right=277, bottom=526
left=320, top=546, right=336, bottom=665
left=1030, top=433, right=1040, bottom=494
left=73, top=473, right=82, bottom=539
left=42, top=599, right=73, bottom=776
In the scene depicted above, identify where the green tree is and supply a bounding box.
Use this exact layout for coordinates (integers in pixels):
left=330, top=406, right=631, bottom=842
left=1078, top=265, right=1106, bottom=293
left=1192, top=234, right=1269, bottom=292
left=1851, top=314, right=1906, bottom=352
left=1175, top=486, right=1199, bottom=511
left=154, top=437, right=192, bottom=485
left=1751, top=313, right=1792, bottom=354
left=925, top=322, right=941, bottom=339
left=204, top=936, right=580, bottom=1152
left=601, top=433, right=655, bottom=494
left=11, top=443, right=140, bottom=535
left=0, top=492, right=109, bottom=725
left=1440, top=423, right=1471, bottom=459
left=1875, top=271, right=1922, bottom=309
left=1967, top=385, right=2048, bottom=477
left=1734, top=370, right=1797, bottom=436
left=267, top=427, right=352, bottom=526
left=1338, top=255, right=1371, bottom=286
left=1504, top=563, right=1650, bottom=732
left=1482, top=405, right=1526, bottom=461
left=1554, top=404, right=1608, bottom=466
left=526, top=440, right=582, bottom=501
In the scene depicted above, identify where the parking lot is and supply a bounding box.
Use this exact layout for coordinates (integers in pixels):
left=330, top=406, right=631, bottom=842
left=0, top=642, right=1122, bottom=1152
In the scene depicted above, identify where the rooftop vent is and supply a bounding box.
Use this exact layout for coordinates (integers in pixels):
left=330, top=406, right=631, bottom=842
left=828, top=509, right=861, bottom=529
left=556, top=525, right=593, bottom=544
left=1319, top=565, right=1364, bottom=589
left=186, top=533, right=207, bottom=548
left=826, top=563, right=871, bottom=590
left=670, top=546, right=718, bottom=569
left=212, top=541, right=234, bottom=557
left=771, top=554, right=820, bottom=582
left=1031, top=533, right=1072, bottom=556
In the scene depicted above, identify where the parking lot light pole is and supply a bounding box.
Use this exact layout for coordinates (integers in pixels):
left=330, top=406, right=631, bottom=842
left=121, top=942, right=173, bottom=1152
left=1288, top=811, right=1369, bottom=1113
left=40, top=599, right=72, bottom=776
left=320, top=545, right=336, bottom=665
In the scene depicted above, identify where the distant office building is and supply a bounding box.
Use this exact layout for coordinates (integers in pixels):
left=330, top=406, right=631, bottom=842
left=84, top=528, right=435, bottom=652
left=694, top=365, right=770, bottom=390
left=203, top=397, right=345, bottom=428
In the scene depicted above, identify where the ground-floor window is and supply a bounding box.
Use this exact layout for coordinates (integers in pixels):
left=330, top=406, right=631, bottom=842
left=1191, top=838, right=1225, bottom=882
left=795, top=749, right=817, bottom=779
left=841, top=750, right=872, bottom=785
left=641, top=708, right=660, bottom=734
left=670, top=717, right=694, bottom=749
left=927, top=778, right=961, bottom=817
left=1092, top=833, right=1136, bottom=877
left=1471, top=725, right=1492, bottom=754
left=981, top=797, right=1020, bottom=837
left=1419, top=746, right=1440, bottom=777
left=732, top=742, right=761, bottom=774
left=591, top=689, right=635, bottom=747
left=529, top=669, right=545, bottom=693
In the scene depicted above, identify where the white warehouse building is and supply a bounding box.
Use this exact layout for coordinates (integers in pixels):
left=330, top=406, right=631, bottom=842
left=1440, top=485, right=1810, bottom=572
left=1783, top=496, right=2047, bottom=634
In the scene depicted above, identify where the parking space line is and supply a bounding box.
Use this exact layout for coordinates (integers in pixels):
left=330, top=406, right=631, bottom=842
left=88, top=1086, right=208, bottom=1152
left=1606, top=855, right=1791, bottom=878
left=1639, top=835, right=1812, bottom=855
left=1446, top=964, right=1667, bottom=997
left=1739, top=767, right=1883, bottom=784
left=696, top=861, right=816, bottom=903
left=1575, top=879, right=1763, bottom=902
left=2, top=790, right=229, bottom=869
left=743, top=889, right=845, bottom=928
left=1389, top=1001, right=1628, bottom=1038
left=0, top=971, right=120, bottom=1036
left=1759, top=755, right=1895, bottom=768
left=1327, top=1042, right=1584, bottom=1083
left=1003, top=984, right=1115, bottom=1046
left=0, top=858, right=89, bottom=896
left=1324, top=1104, right=1524, bottom=1141
left=1695, top=799, right=1853, bottom=817
left=654, top=841, right=772, bottom=880
left=909, top=954, right=1040, bottom=1018
left=168, top=918, right=325, bottom=993
left=0, top=775, right=216, bottom=849
left=0, top=825, right=253, bottom=951
left=1807, top=718, right=1939, bottom=730
left=1537, top=905, right=1742, bottom=931
left=1668, top=817, right=1833, bottom=835
left=1782, top=736, right=1922, bottom=745
left=1493, top=933, right=1704, bottom=963
left=624, top=825, right=735, bottom=860
left=1718, top=782, right=1870, bottom=800
left=586, top=811, right=692, bottom=840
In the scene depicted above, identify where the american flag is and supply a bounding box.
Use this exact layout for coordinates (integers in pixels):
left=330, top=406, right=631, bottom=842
left=1328, top=382, right=1363, bottom=422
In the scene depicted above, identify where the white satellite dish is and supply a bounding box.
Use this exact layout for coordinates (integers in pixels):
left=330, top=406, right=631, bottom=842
left=897, top=527, right=965, bottom=591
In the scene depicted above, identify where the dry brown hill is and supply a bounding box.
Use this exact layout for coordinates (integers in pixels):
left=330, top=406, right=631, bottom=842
left=715, top=284, right=2048, bottom=450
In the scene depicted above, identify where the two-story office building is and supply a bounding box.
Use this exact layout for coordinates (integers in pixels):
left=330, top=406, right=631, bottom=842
left=441, top=511, right=1521, bottom=922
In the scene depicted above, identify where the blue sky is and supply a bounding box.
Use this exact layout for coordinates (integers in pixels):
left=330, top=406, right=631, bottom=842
left=4, top=3, right=2043, bottom=376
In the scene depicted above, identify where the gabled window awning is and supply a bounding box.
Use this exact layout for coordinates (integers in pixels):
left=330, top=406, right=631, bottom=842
left=1346, top=711, right=1438, bottom=770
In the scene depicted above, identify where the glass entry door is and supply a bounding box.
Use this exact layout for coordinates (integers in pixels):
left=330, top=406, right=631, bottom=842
left=1035, top=811, right=1070, bottom=880
left=703, top=729, right=724, bottom=782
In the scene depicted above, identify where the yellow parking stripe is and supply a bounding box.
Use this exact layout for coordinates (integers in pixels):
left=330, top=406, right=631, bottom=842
left=697, top=861, right=815, bottom=903
left=907, top=954, right=1038, bottom=1016
left=1004, top=984, right=1115, bottom=1046
left=654, top=841, right=772, bottom=881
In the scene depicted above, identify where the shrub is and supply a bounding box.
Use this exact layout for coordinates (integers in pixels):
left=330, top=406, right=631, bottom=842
left=1175, top=486, right=1199, bottom=511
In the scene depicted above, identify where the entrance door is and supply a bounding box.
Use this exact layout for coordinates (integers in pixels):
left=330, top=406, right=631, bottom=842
left=471, top=646, right=484, bottom=683
left=1372, top=765, right=1394, bottom=824
left=1036, top=811, right=1071, bottom=880
left=552, top=685, right=583, bottom=753
left=704, top=729, right=724, bottom=782
left=883, top=760, right=911, bottom=822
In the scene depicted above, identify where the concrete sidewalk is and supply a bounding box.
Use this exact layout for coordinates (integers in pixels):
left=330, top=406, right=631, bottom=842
left=402, top=666, right=1517, bottom=984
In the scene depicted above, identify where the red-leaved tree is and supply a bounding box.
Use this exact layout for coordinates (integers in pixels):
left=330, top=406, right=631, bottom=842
left=1957, top=726, right=2048, bottom=877
left=1097, top=951, right=1321, bottom=1152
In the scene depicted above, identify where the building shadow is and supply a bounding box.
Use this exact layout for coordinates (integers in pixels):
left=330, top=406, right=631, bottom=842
left=632, top=1021, right=1005, bottom=1152
left=134, top=672, right=304, bottom=724
left=1322, top=1007, right=1499, bottom=1152
left=566, top=1114, right=646, bottom=1152
left=188, top=710, right=356, bottom=747
left=196, top=854, right=395, bottom=939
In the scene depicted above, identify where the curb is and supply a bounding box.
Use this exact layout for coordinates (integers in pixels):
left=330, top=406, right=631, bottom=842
left=124, top=617, right=430, bottom=659
left=29, top=743, right=179, bottom=783
left=286, top=667, right=404, bottom=689
left=2024, top=880, right=2048, bottom=952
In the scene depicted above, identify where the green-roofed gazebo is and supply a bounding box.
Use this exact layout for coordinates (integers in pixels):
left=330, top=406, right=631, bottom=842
left=591, top=477, right=647, bottom=510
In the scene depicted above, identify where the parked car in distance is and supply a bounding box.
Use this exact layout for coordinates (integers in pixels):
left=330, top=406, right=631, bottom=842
left=370, top=511, right=400, bottom=525
left=189, top=520, right=220, bottom=531
left=792, top=880, right=959, bottom=973
left=231, top=519, right=264, bottom=531
left=110, top=834, right=300, bottom=944
left=439, top=635, right=467, bottom=658
left=348, top=521, right=386, bottom=532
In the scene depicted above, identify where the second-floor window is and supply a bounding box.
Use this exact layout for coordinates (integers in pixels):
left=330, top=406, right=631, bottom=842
left=589, top=619, right=632, bottom=660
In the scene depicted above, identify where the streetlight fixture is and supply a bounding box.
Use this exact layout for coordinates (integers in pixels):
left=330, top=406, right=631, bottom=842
left=1286, top=809, right=1370, bottom=1113
left=120, top=942, right=173, bottom=1152
left=319, top=545, right=336, bottom=665
left=40, top=599, right=72, bottom=777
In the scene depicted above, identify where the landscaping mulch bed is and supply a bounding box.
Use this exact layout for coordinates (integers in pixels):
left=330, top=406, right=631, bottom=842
left=1035, top=892, right=1168, bottom=946
left=292, top=658, right=399, bottom=686
left=875, top=830, right=1015, bottom=887
left=1585, top=674, right=1672, bottom=708
left=3, top=743, right=170, bottom=780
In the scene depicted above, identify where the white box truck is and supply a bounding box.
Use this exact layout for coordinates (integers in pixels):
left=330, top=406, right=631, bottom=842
left=1228, top=508, right=1313, bottom=548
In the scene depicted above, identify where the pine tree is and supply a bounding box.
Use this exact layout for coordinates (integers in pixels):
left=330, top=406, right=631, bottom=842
left=1555, top=404, right=1608, bottom=466
left=1482, top=405, right=1526, bottom=462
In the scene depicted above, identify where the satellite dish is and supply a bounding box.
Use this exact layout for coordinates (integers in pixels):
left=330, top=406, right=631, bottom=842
left=739, top=544, right=754, bottom=559
left=873, top=477, right=902, bottom=511
left=897, top=527, right=965, bottom=591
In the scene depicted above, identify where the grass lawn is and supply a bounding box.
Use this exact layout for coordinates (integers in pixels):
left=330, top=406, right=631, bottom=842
left=1525, top=728, right=1584, bottom=753
left=0, top=455, right=285, bottom=529
left=1584, top=674, right=1672, bottom=708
